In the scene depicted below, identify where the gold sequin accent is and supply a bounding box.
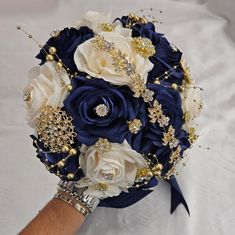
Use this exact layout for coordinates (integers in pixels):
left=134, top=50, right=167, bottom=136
left=35, top=106, right=77, bottom=153
left=131, top=37, right=156, bottom=58
left=128, top=118, right=142, bottom=134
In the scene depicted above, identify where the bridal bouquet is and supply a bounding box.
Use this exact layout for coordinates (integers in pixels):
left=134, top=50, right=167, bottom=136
left=22, top=11, right=203, bottom=213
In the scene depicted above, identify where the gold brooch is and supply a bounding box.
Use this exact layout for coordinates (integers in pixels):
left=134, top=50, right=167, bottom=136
left=35, top=106, right=77, bottom=153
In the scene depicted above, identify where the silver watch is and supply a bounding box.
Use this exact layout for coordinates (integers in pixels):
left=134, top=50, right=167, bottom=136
left=57, top=180, right=100, bottom=213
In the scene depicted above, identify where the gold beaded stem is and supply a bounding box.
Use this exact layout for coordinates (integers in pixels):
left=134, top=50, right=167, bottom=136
left=16, top=25, right=75, bottom=77
left=134, top=8, right=164, bottom=24
left=155, top=65, right=178, bottom=81
left=135, top=7, right=163, bottom=14
left=16, top=25, right=46, bottom=53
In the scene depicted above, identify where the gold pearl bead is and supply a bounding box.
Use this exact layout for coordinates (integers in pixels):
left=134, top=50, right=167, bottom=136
left=133, top=15, right=139, bottom=21
left=171, top=83, right=178, bottom=90
left=28, top=34, right=32, bottom=38
left=179, top=85, right=185, bottom=92
left=156, top=163, right=163, bottom=170
left=154, top=79, right=160, bottom=84
left=152, top=163, right=163, bottom=172
left=67, top=173, right=74, bottom=180
left=128, top=12, right=135, bottom=19
left=61, top=145, right=70, bottom=153
left=66, top=84, right=73, bottom=92
left=49, top=46, right=57, bottom=55
left=69, top=148, right=77, bottom=156
left=46, top=54, right=54, bottom=61
left=16, top=25, right=21, bottom=30
left=57, top=160, right=65, bottom=168
left=141, top=18, right=148, bottom=24
left=56, top=62, right=63, bottom=72
left=147, top=171, right=153, bottom=177
left=153, top=171, right=161, bottom=177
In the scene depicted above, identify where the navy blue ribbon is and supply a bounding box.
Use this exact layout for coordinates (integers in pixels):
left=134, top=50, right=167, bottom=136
left=166, top=177, right=190, bottom=215
left=98, top=177, right=190, bottom=215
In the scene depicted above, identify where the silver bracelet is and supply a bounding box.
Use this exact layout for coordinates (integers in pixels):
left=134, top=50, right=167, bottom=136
left=54, top=189, right=90, bottom=218
left=55, top=180, right=100, bottom=217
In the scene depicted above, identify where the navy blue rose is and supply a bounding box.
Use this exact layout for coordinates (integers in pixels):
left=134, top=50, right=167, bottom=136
left=126, top=83, right=184, bottom=154
left=36, top=27, right=94, bottom=72
left=116, top=17, right=184, bottom=85
left=63, top=76, right=140, bottom=146
left=30, top=135, right=84, bottom=181
left=154, top=130, right=190, bottom=174
left=132, top=23, right=184, bottom=85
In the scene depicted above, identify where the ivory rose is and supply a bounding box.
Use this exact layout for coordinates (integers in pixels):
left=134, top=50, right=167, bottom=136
left=181, top=86, right=203, bottom=130
left=74, top=25, right=154, bottom=87
left=23, top=62, right=70, bottom=128
left=75, top=11, right=112, bottom=34
left=75, top=140, right=148, bottom=199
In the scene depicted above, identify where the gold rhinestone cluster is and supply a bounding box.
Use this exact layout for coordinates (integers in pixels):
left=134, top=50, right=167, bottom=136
left=95, top=104, right=109, bottom=117
left=95, top=183, right=108, bottom=191
left=169, top=145, right=181, bottom=164
left=91, top=35, right=154, bottom=102
left=127, top=118, right=142, bottom=134
left=36, top=106, right=77, bottom=153
left=131, top=37, right=156, bottom=58
left=188, top=127, right=199, bottom=144
left=136, top=167, right=152, bottom=181
left=95, top=138, right=111, bottom=154
left=23, top=91, right=31, bottom=102
left=148, top=100, right=170, bottom=127
left=101, top=23, right=113, bottom=32
left=102, top=172, right=114, bottom=181
left=135, top=162, right=163, bottom=182
left=162, top=125, right=179, bottom=149
left=126, top=12, right=148, bottom=28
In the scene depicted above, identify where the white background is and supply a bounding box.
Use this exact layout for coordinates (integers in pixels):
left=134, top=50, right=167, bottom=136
left=0, top=0, right=235, bottom=234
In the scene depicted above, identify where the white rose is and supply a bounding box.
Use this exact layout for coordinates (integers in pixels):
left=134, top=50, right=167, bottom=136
left=23, top=62, right=70, bottom=128
left=75, top=140, right=148, bottom=199
left=75, top=11, right=112, bottom=34
left=181, top=86, right=203, bottom=130
left=73, top=26, right=154, bottom=87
